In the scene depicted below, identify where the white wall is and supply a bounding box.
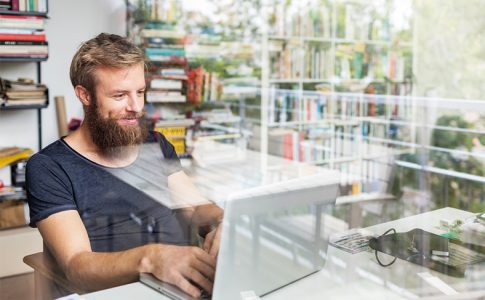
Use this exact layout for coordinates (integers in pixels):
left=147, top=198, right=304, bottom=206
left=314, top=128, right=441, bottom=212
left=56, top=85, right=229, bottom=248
left=0, top=0, right=126, bottom=151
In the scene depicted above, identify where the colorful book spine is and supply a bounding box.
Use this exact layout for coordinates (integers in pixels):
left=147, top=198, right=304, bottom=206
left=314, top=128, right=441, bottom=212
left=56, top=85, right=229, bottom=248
left=11, top=0, right=19, bottom=11
left=145, top=47, right=185, bottom=57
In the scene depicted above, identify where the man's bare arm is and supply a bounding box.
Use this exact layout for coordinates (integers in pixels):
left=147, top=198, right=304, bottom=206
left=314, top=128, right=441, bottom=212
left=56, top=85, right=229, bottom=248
left=168, top=171, right=223, bottom=257
left=168, top=171, right=223, bottom=226
left=37, top=210, right=216, bottom=297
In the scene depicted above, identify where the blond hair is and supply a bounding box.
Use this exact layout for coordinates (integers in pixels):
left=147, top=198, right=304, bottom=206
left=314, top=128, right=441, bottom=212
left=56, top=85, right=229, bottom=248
left=69, top=33, right=145, bottom=94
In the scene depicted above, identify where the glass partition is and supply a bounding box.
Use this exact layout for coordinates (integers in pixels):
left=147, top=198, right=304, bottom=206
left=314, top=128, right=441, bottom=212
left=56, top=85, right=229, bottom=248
left=4, top=1, right=485, bottom=300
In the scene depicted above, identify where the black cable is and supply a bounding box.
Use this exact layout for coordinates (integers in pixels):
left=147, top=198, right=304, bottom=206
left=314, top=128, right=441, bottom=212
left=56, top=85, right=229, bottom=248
left=375, top=228, right=397, bottom=267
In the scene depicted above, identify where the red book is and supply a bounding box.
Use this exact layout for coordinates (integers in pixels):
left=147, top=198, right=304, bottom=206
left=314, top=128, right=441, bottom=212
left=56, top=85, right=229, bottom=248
left=0, top=33, right=46, bottom=42
left=186, top=69, right=196, bottom=103
left=186, top=66, right=203, bottom=104
left=283, top=133, right=293, bottom=160
left=307, top=99, right=311, bottom=121
left=0, top=14, right=43, bottom=20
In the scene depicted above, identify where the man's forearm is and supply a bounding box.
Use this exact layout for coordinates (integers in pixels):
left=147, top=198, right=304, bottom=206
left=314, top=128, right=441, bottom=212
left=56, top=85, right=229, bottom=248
left=64, top=244, right=154, bottom=292
left=65, top=243, right=217, bottom=297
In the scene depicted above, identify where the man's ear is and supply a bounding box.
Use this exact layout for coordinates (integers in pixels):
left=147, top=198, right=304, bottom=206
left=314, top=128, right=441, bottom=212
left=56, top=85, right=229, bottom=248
left=74, top=85, right=91, bottom=106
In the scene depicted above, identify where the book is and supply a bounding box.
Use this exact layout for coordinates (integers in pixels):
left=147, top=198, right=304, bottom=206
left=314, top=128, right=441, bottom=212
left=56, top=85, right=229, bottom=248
left=0, top=1, right=9, bottom=11
left=155, top=118, right=194, bottom=128
left=0, top=14, right=45, bottom=30
left=143, top=37, right=187, bottom=46
left=0, top=40, right=47, bottom=46
left=158, top=68, right=187, bottom=80
left=0, top=53, right=48, bottom=59
left=149, top=73, right=188, bottom=81
left=141, top=28, right=186, bottom=39
left=2, top=78, right=47, bottom=90
left=11, top=0, right=19, bottom=11
left=0, top=32, right=46, bottom=42
left=146, top=90, right=186, bottom=103
left=5, top=90, right=46, bottom=98
left=0, top=44, right=48, bottom=54
left=154, top=126, right=186, bottom=137
left=149, top=78, right=182, bottom=90
left=4, top=98, right=46, bottom=106
left=0, top=147, right=32, bottom=168
left=145, top=47, right=185, bottom=57
left=187, top=66, right=204, bottom=104
left=0, top=147, right=22, bottom=157
left=166, top=138, right=185, bottom=155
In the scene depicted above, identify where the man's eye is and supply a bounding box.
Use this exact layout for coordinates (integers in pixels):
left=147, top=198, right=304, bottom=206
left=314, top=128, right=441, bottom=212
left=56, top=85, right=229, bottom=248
left=113, top=94, right=124, bottom=99
left=137, top=91, right=145, bottom=96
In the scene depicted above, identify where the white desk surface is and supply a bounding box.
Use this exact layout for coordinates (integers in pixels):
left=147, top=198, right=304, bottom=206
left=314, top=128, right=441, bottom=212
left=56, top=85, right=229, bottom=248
left=83, top=207, right=485, bottom=300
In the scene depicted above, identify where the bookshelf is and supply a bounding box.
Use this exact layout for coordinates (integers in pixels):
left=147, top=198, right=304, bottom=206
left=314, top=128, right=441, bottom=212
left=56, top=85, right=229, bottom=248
left=263, top=0, right=413, bottom=91
left=0, top=1, right=50, bottom=151
left=257, top=0, right=414, bottom=191
left=0, top=1, right=48, bottom=275
left=126, top=0, right=260, bottom=158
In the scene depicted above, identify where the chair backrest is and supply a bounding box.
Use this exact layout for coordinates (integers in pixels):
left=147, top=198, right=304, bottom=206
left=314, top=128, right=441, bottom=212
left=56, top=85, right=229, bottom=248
left=23, top=246, right=83, bottom=300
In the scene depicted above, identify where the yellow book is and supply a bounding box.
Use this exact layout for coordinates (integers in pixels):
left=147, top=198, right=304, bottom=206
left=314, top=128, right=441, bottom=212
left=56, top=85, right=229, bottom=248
left=0, top=147, right=32, bottom=168
left=154, top=127, right=186, bottom=138
left=167, top=139, right=185, bottom=155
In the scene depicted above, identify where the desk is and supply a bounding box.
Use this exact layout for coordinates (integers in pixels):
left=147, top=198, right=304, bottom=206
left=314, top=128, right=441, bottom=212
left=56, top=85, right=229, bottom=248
left=83, top=207, right=485, bottom=300
left=265, top=207, right=484, bottom=300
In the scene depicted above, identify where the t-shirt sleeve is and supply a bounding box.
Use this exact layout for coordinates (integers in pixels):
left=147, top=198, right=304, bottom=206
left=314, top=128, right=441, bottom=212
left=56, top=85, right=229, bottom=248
left=26, top=153, right=77, bottom=227
left=155, top=131, right=182, bottom=175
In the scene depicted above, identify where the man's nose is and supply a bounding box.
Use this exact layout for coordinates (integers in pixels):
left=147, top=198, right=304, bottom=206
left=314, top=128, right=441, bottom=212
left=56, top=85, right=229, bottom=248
left=127, top=94, right=143, bottom=112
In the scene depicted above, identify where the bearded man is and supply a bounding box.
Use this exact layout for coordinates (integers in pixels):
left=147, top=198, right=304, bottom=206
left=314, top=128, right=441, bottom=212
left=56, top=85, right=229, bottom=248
left=26, top=33, right=222, bottom=299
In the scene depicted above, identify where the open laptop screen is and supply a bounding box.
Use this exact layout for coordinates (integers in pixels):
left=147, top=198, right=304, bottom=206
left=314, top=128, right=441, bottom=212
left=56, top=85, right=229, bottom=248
left=212, top=173, right=340, bottom=300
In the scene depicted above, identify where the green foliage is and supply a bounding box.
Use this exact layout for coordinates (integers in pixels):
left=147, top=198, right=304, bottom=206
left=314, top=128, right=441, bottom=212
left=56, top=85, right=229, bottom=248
left=393, top=114, right=485, bottom=211
left=431, top=115, right=473, bottom=150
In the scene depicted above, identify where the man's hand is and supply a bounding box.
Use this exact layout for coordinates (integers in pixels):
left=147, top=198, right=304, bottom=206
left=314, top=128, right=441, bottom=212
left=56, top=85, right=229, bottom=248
left=143, top=244, right=216, bottom=298
left=203, top=222, right=222, bottom=258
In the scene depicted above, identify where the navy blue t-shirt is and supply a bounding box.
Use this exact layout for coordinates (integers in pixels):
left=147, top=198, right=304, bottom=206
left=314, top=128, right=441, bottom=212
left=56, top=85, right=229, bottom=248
left=26, top=131, right=190, bottom=252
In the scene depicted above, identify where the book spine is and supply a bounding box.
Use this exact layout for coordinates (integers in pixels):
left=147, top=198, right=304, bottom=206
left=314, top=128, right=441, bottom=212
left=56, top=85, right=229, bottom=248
left=0, top=40, right=47, bottom=45
left=145, top=47, right=185, bottom=57
left=18, top=0, right=25, bottom=11
left=0, top=33, right=46, bottom=41
left=11, top=0, right=19, bottom=11
left=0, top=14, right=43, bottom=20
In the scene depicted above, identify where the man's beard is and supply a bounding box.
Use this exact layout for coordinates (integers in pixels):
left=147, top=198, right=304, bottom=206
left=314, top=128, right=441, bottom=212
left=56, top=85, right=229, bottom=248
left=84, top=98, right=148, bottom=157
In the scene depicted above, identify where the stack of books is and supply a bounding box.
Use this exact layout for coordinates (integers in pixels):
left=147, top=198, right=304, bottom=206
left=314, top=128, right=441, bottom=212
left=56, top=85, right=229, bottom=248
left=142, top=22, right=189, bottom=103
left=153, top=118, right=195, bottom=156
left=0, top=146, right=31, bottom=169
left=0, top=77, right=47, bottom=107
left=146, top=70, right=187, bottom=103
left=0, top=10, right=48, bottom=60
left=0, top=0, right=48, bottom=13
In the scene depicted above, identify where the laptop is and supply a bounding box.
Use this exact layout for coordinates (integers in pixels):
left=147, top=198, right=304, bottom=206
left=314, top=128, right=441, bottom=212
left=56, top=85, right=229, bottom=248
left=140, top=171, right=340, bottom=300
